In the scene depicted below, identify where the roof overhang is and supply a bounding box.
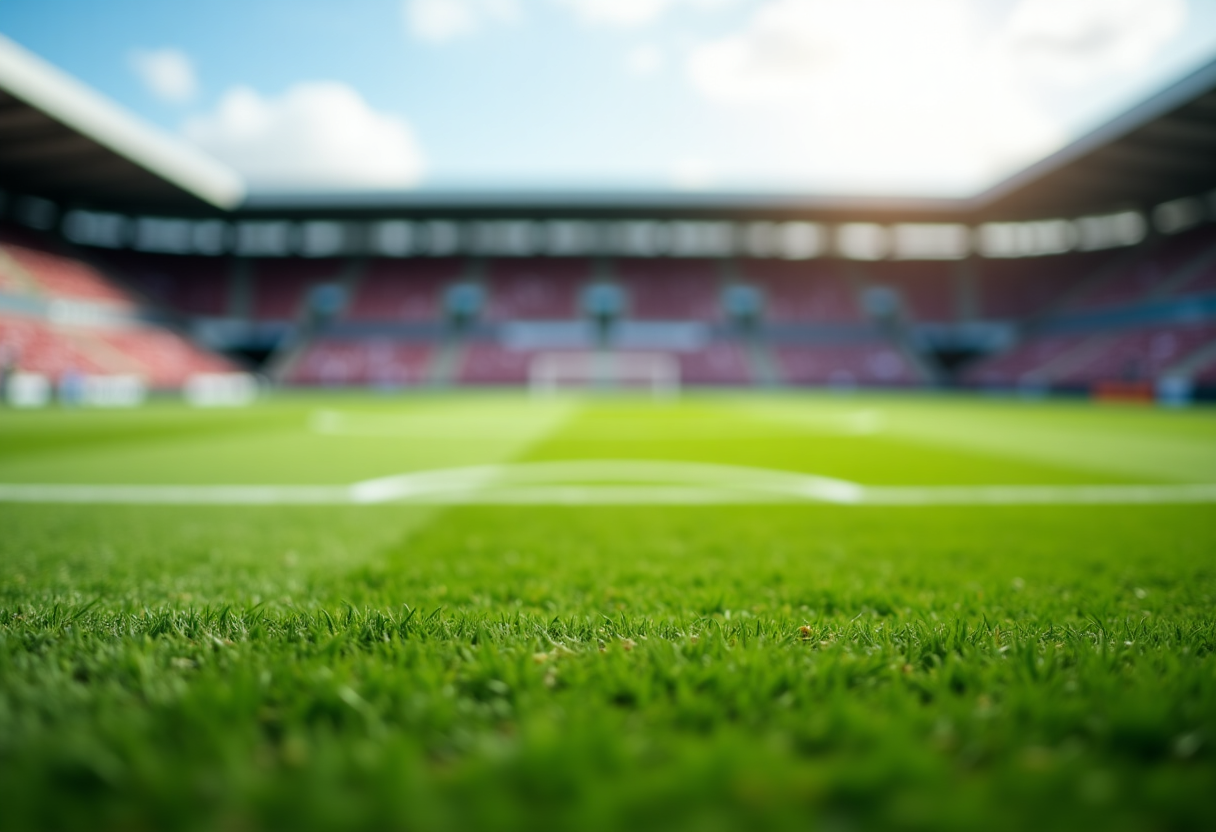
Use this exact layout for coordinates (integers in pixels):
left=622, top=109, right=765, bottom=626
left=971, top=55, right=1216, bottom=220
left=0, top=34, right=244, bottom=214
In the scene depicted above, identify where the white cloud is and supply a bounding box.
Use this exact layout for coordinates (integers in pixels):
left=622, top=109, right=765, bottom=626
left=681, top=0, right=1188, bottom=192
left=182, top=82, right=425, bottom=189
left=626, top=44, right=665, bottom=76
left=557, top=0, right=731, bottom=28
left=130, top=48, right=198, bottom=104
left=405, top=0, right=518, bottom=43
left=1001, top=0, right=1186, bottom=87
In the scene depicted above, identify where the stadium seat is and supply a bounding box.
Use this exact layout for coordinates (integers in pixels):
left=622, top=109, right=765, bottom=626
left=676, top=342, right=751, bottom=385
left=252, top=259, right=347, bottom=320
left=737, top=261, right=863, bottom=323
left=1051, top=323, right=1216, bottom=385
left=99, top=251, right=232, bottom=317
left=975, top=251, right=1116, bottom=320
left=483, top=259, right=589, bottom=320
left=0, top=314, right=107, bottom=377
left=289, top=339, right=433, bottom=386
left=774, top=343, right=917, bottom=385
left=1, top=240, right=136, bottom=307
left=865, top=262, right=957, bottom=322
left=345, top=259, right=462, bottom=322
left=614, top=260, right=721, bottom=321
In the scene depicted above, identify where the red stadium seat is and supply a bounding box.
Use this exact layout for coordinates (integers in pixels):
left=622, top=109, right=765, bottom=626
left=774, top=343, right=917, bottom=385
left=737, top=261, right=863, bottom=323
left=345, top=259, right=462, bottom=322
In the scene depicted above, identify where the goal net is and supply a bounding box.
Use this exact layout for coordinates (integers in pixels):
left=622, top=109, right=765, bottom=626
left=529, top=351, right=680, bottom=397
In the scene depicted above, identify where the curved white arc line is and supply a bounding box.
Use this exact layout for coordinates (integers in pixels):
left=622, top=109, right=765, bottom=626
left=407, top=486, right=802, bottom=505
left=348, top=460, right=865, bottom=504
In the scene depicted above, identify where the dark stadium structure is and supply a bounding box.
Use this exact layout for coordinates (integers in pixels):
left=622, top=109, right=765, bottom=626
left=2, top=34, right=1215, bottom=399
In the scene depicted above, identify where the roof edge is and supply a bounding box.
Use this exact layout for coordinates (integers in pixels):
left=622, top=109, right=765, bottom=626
left=0, top=34, right=245, bottom=210
left=972, top=54, right=1216, bottom=211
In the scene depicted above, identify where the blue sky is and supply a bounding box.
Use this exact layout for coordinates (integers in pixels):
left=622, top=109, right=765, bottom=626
left=5, top=0, right=1216, bottom=196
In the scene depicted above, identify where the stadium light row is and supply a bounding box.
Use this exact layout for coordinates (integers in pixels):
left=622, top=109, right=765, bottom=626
left=9, top=189, right=1216, bottom=263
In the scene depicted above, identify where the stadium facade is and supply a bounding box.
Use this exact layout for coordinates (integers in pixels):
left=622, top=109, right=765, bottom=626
left=2, top=34, right=1215, bottom=400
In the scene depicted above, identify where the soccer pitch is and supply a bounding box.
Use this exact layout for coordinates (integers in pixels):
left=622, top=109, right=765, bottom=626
left=1, top=393, right=1214, bottom=831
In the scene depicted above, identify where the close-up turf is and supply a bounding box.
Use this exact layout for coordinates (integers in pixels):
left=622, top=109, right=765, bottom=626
left=1, top=393, right=1214, bottom=831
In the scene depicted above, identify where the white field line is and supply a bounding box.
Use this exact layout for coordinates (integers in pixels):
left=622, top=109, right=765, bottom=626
left=0, top=460, right=1214, bottom=506
left=0, top=483, right=349, bottom=505
left=860, top=484, right=1216, bottom=505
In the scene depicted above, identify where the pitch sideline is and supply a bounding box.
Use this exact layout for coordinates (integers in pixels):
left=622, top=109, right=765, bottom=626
left=1, top=460, right=1215, bottom=506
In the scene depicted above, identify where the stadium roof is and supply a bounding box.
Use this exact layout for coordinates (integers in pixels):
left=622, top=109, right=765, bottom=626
left=0, top=37, right=1212, bottom=223
left=973, top=55, right=1216, bottom=221
left=0, top=34, right=243, bottom=214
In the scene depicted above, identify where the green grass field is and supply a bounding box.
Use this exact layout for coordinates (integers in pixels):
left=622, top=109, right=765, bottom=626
left=1, top=393, right=1214, bottom=831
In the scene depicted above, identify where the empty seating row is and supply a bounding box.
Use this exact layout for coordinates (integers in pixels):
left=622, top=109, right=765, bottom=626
left=973, top=253, right=1113, bottom=320
left=775, top=344, right=918, bottom=385
left=93, top=328, right=235, bottom=388
left=0, top=315, right=107, bottom=377
left=1055, top=226, right=1216, bottom=314
left=99, top=252, right=232, bottom=317
left=1052, top=323, right=1216, bottom=385
left=960, top=334, right=1090, bottom=387
left=484, top=259, right=588, bottom=320
left=963, top=322, right=1216, bottom=387
left=1, top=240, right=136, bottom=307
left=289, top=339, right=432, bottom=386
left=345, top=259, right=458, bottom=322
left=0, top=313, right=231, bottom=386
left=864, top=262, right=956, bottom=322
left=253, top=259, right=346, bottom=320
left=737, top=261, right=863, bottom=323
left=612, top=260, right=721, bottom=321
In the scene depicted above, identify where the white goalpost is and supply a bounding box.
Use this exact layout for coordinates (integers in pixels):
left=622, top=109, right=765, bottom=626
left=529, top=351, right=680, bottom=398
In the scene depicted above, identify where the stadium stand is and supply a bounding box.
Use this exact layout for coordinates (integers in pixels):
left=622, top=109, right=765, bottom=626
left=865, top=262, right=957, bottom=322
left=974, top=251, right=1117, bottom=320
left=0, top=311, right=231, bottom=387
left=961, top=333, right=1091, bottom=387
left=345, top=259, right=461, bottom=322
left=1177, top=264, right=1216, bottom=297
left=99, top=252, right=232, bottom=317
left=1062, top=226, right=1216, bottom=312
left=614, top=260, right=721, bottom=320
left=91, top=327, right=236, bottom=387
left=1, top=232, right=136, bottom=307
left=1167, top=229, right=1216, bottom=298
left=738, top=261, right=863, bottom=322
left=0, top=314, right=107, bottom=376
left=1051, top=322, right=1216, bottom=386
left=251, top=259, right=345, bottom=320
left=289, top=339, right=432, bottom=386
left=774, top=343, right=918, bottom=386
left=484, top=259, right=588, bottom=320
left=456, top=343, right=539, bottom=385
left=677, top=342, right=751, bottom=385
left=0, top=227, right=237, bottom=388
